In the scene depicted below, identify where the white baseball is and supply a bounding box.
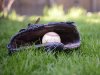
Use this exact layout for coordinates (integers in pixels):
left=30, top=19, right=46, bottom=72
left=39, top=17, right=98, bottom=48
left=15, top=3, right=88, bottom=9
left=42, top=32, right=61, bottom=44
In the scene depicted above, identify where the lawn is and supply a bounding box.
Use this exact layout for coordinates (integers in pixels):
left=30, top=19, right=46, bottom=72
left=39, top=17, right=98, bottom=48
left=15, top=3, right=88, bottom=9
left=0, top=13, right=100, bottom=75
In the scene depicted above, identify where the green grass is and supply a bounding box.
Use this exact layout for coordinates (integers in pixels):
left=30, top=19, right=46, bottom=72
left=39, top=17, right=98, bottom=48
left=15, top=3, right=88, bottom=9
left=0, top=14, right=100, bottom=75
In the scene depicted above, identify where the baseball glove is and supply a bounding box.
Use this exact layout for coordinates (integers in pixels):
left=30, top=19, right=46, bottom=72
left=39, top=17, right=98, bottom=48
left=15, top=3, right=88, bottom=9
left=7, top=18, right=81, bottom=54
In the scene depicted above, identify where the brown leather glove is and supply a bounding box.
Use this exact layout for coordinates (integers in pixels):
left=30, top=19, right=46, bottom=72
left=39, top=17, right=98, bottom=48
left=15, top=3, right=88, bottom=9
left=7, top=20, right=81, bottom=54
